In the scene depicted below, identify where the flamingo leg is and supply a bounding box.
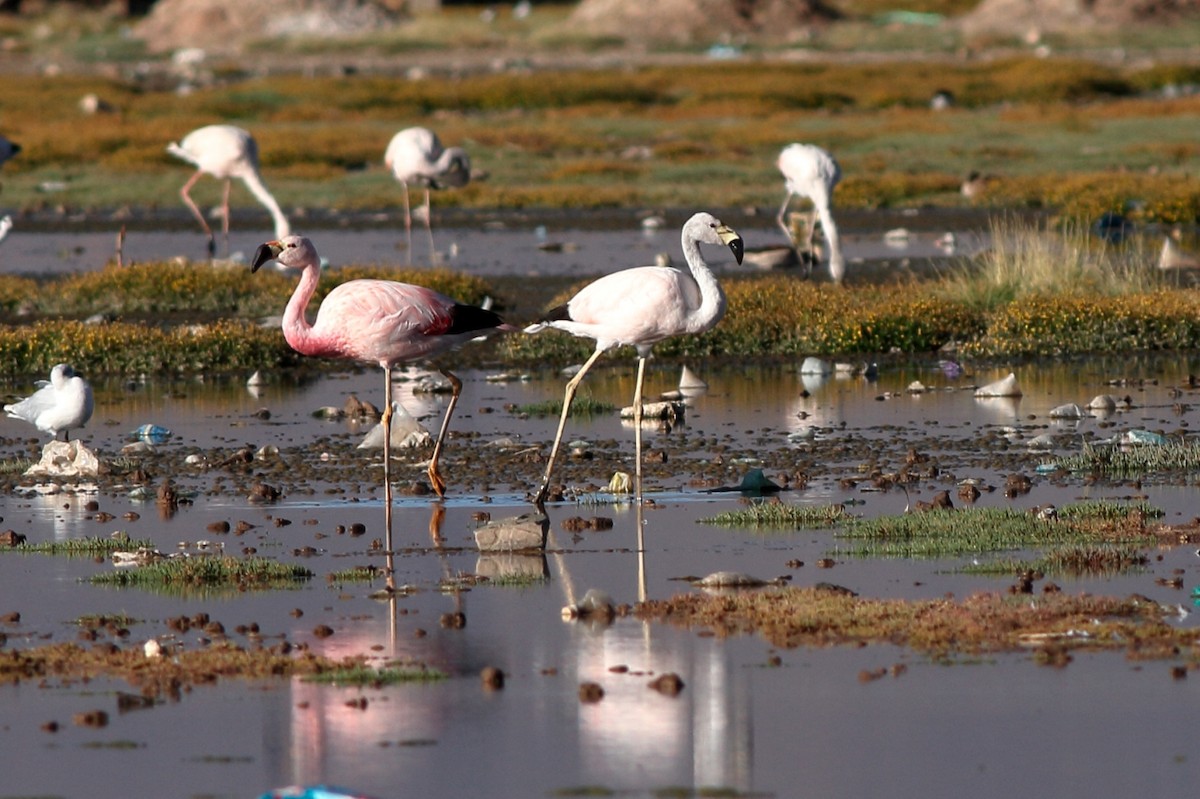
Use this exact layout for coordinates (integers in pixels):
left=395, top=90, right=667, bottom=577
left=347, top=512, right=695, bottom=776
left=180, top=170, right=216, bottom=257
left=423, top=188, right=436, bottom=264
left=401, top=180, right=413, bottom=265
left=382, top=364, right=394, bottom=519
left=776, top=191, right=795, bottom=245
left=426, top=368, right=462, bottom=498
left=534, top=347, right=606, bottom=505
left=633, top=355, right=647, bottom=505
left=221, top=178, right=233, bottom=257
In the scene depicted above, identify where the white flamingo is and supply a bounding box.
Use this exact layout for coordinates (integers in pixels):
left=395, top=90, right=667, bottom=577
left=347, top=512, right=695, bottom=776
left=524, top=212, right=744, bottom=508
left=385, top=126, right=471, bottom=264
left=167, top=125, right=290, bottom=257
left=776, top=143, right=845, bottom=284
left=4, top=364, right=94, bottom=441
left=0, top=134, right=20, bottom=245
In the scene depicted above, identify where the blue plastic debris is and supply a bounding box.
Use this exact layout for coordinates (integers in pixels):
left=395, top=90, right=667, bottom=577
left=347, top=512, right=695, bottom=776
left=130, top=423, right=171, bottom=444
left=259, top=787, right=382, bottom=799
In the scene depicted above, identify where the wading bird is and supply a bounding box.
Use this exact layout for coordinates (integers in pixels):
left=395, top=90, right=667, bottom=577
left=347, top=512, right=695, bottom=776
left=776, top=143, right=844, bottom=284
left=251, top=234, right=508, bottom=501
left=525, top=212, right=743, bottom=507
left=385, top=127, right=471, bottom=264
left=168, top=125, right=290, bottom=257
left=4, top=363, right=94, bottom=441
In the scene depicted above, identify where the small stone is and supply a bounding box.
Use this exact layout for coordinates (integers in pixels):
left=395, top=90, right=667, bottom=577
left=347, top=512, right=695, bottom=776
left=578, top=682, right=605, bottom=703
left=481, top=666, right=505, bottom=690
left=648, top=673, right=685, bottom=696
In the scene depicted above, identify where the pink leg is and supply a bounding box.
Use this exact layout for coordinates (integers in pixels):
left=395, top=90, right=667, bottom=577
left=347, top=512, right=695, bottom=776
left=423, top=188, right=435, bottom=262
left=427, top=368, right=462, bottom=498
left=180, top=170, right=215, bottom=256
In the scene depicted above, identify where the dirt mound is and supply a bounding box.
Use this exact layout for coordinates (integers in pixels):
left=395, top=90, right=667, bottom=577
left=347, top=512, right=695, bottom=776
left=959, top=0, right=1199, bottom=36
left=133, top=0, right=401, bottom=54
left=567, top=0, right=840, bottom=45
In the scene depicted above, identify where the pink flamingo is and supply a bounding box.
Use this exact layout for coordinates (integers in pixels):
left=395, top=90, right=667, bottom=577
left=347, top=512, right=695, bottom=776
left=251, top=234, right=509, bottom=503
left=168, top=124, right=290, bottom=257
left=524, top=212, right=743, bottom=508
left=777, top=143, right=844, bottom=284
left=385, top=127, right=471, bottom=264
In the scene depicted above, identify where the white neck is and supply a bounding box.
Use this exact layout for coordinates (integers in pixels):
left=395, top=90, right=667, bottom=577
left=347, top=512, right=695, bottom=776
left=242, top=169, right=290, bottom=238
left=681, top=231, right=727, bottom=334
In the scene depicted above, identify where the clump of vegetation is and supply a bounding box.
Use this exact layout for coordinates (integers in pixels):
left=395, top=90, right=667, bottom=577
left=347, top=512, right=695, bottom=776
left=515, top=395, right=615, bottom=418
left=13, top=536, right=155, bottom=556
left=635, top=587, right=1199, bottom=661
left=302, top=663, right=447, bottom=685
left=89, top=556, right=312, bottom=590
left=1057, top=439, right=1200, bottom=477
left=701, top=502, right=846, bottom=529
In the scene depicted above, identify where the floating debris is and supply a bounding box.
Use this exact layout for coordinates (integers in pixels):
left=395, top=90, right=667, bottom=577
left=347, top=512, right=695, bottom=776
left=690, top=571, right=782, bottom=589
left=679, top=365, right=708, bottom=391
left=608, top=471, right=632, bottom=494
left=1049, top=403, right=1085, bottom=419
left=619, top=400, right=684, bottom=421
left=562, top=588, right=616, bottom=622
left=24, top=440, right=99, bottom=478
left=800, top=357, right=832, bottom=376
left=259, top=787, right=383, bottom=799
left=1121, top=430, right=1167, bottom=446
left=358, top=403, right=430, bottom=450
left=130, top=424, right=172, bottom=444
left=1087, top=394, right=1118, bottom=412
left=474, top=512, right=548, bottom=552
left=704, top=468, right=783, bottom=495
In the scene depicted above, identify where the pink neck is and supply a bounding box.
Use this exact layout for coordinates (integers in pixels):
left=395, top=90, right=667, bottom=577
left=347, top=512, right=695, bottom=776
left=281, top=264, right=323, bottom=356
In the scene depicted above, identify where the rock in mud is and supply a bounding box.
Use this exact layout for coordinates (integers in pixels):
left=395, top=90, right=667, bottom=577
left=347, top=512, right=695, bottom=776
left=474, top=512, right=548, bottom=552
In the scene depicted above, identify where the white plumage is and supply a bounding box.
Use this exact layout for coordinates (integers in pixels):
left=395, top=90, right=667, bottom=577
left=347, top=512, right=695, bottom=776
left=385, top=126, right=471, bottom=264
left=525, top=212, right=744, bottom=506
left=4, top=364, right=95, bottom=441
left=777, top=143, right=845, bottom=284
left=167, top=124, right=290, bottom=257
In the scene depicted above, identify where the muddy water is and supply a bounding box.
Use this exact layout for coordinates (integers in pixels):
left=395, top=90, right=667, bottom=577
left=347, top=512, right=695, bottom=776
left=2, top=356, right=1200, bottom=799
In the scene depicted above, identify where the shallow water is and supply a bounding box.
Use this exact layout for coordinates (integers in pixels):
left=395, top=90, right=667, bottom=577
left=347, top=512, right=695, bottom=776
left=3, top=356, right=1200, bottom=798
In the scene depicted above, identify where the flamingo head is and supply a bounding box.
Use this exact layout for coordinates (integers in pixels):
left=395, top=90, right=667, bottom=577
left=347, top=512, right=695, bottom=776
left=252, top=234, right=318, bottom=273
left=687, top=211, right=744, bottom=265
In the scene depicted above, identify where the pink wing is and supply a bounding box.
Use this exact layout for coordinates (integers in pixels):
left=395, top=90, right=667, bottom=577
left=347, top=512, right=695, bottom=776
left=311, top=280, right=462, bottom=364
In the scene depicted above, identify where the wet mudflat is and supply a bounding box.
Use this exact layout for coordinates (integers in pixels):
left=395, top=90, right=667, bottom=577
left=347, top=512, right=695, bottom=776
left=2, top=354, right=1200, bottom=799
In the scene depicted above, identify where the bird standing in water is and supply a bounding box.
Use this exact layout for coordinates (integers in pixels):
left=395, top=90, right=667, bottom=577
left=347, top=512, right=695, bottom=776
left=168, top=124, right=290, bottom=257
left=525, top=211, right=743, bottom=508
left=385, top=127, right=471, bottom=264
left=5, top=364, right=94, bottom=441
left=777, top=143, right=844, bottom=284
left=251, top=235, right=508, bottom=503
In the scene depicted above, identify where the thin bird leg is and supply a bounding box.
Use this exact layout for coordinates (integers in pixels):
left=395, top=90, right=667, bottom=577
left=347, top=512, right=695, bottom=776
left=426, top=368, right=462, bottom=498
left=423, top=188, right=435, bottom=263
left=221, top=178, right=233, bottom=257
left=401, top=181, right=413, bottom=265
left=632, top=355, right=647, bottom=508
left=382, top=365, right=394, bottom=520
left=180, top=170, right=216, bottom=256
left=776, top=191, right=795, bottom=245
left=806, top=207, right=820, bottom=251
left=535, top=347, right=606, bottom=504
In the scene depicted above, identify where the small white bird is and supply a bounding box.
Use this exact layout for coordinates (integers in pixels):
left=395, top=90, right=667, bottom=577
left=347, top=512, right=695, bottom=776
left=385, top=126, right=471, bottom=264
left=167, top=124, right=290, bottom=257
left=525, top=212, right=744, bottom=506
left=777, top=143, right=845, bottom=284
left=4, top=364, right=95, bottom=441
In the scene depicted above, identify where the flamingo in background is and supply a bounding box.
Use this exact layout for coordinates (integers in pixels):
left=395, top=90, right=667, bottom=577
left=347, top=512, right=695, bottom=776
left=251, top=234, right=509, bottom=505
left=4, top=363, right=94, bottom=441
left=524, top=212, right=744, bottom=510
left=0, top=134, right=21, bottom=245
left=168, top=125, right=290, bottom=257
left=777, top=143, right=845, bottom=284
left=385, top=126, right=471, bottom=264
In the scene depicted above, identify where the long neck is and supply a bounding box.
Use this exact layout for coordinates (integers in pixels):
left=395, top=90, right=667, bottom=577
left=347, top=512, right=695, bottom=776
left=815, top=202, right=844, bottom=284
left=281, top=263, right=322, bottom=355
left=681, top=231, right=727, bottom=332
left=241, top=170, right=291, bottom=238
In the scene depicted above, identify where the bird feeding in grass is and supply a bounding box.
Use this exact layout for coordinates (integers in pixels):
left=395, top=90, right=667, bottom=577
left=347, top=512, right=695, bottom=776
left=524, top=212, right=744, bottom=508
left=385, top=127, right=471, bottom=264
left=4, top=363, right=94, bottom=441
left=776, top=143, right=844, bottom=284
left=251, top=234, right=509, bottom=502
left=168, top=125, right=290, bottom=257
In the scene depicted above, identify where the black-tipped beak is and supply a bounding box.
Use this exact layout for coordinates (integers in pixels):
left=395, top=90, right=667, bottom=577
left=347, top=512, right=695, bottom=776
left=251, top=241, right=282, bottom=273
left=717, top=224, right=744, bottom=265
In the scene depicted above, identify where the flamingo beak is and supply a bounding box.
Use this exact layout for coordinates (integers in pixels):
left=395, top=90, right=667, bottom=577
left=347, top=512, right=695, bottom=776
left=251, top=241, right=283, bottom=273
left=718, top=225, right=744, bottom=265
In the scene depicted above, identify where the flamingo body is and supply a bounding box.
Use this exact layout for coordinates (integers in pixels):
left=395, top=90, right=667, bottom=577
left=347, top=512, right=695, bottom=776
left=168, top=124, right=290, bottom=256
left=777, top=143, right=844, bottom=283
left=4, top=364, right=94, bottom=441
left=526, top=212, right=743, bottom=507
left=252, top=235, right=507, bottom=498
left=385, top=126, right=470, bottom=263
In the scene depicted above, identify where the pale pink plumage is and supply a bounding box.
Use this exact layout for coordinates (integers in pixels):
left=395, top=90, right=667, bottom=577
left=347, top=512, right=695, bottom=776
left=524, top=212, right=744, bottom=508
left=168, top=124, right=290, bottom=257
left=252, top=234, right=507, bottom=500
left=777, top=143, right=844, bottom=284
left=385, top=126, right=471, bottom=264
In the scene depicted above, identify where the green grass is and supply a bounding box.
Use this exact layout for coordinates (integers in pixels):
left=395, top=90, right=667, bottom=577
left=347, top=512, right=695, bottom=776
left=1057, top=439, right=1200, bottom=477
left=88, top=556, right=312, bottom=590
left=13, top=536, right=155, bottom=556
left=700, top=502, right=847, bottom=529
left=303, top=663, right=447, bottom=685
left=515, top=395, right=616, bottom=418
